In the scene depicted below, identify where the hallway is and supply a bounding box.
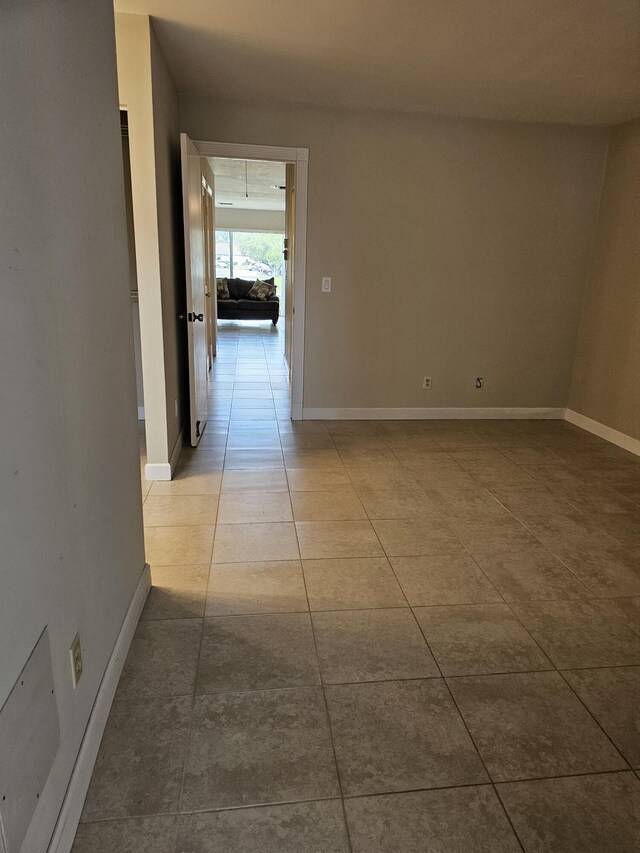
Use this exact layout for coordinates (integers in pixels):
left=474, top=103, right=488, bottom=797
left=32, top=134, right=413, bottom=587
left=74, top=321, right=640, bottom=852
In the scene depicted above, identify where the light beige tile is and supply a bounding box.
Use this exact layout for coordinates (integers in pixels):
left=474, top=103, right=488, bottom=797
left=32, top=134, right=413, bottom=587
left=231, top=398, right=276, bottom=409
left=196, top=614, right=320, bottom=692
left=312, top=609, right=438, bottom=683
left=296, top=520, right=384, bottom=559
left=145, top=526, right=215, bottom=566
left=303, top=557, right=406, bottom=610
left=414, top=603, right=552, bottom=676
left=206, top=561, right=307, bottom=616
left=372, top=518, right=462, bottom=556
left=474, top=548, right=591, bottom=602
left=284, top=448, right=345, bottom=469
left=224, top=449, right=283, bottom=469
left=424, top=487, right=511, bottom=521
left=117, top=618, right=202, bottom=699
left=72, top=815, right=177, bottom=853
left=143, top=495, right=219, bottom=527
left=390, top=554, right=501, bottom=606
left=175, top=802, right=349, bottom=853
left=217, top=490, right=293, bottom=524
left=221, top=469, right=289, bottom=492
left=229, top=412, right=279, bottom=424
left=392, top=450, right=456, bottom=469
left=280, top=433, right=336, bottom=450
left=149, top=469, right=222, bottom=496
left=286, top=468, right=353, bottom=492
left=213, top=522, right=300, bottom=563
left=337, top=449, right=400, bottom=467
left=347, top=466, right=417, bottom=490
left=291, top=490, right=366, bottom=521
left=176, top=451, right=225, bottom=471
left=142, top=564, right=209, bottom=620
left=357, top=488, right=440, bottom=520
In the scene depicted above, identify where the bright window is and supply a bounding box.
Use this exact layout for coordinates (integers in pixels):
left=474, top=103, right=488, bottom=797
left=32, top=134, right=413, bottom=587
left=215, top=230, right=285, bottom=306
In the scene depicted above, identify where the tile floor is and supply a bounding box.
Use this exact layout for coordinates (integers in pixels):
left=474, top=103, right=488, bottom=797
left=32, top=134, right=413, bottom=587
left=75, top=320, right=640, bottom=851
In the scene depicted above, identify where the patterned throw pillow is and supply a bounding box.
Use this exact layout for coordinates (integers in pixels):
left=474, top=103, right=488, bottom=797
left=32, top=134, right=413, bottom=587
left=216, top=277, right=230, bottom=299
left=247, top=279, right=277, bottom=301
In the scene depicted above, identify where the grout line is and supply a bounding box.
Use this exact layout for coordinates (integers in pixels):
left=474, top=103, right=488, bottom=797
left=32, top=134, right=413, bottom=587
left=78, top=763, right=639, bottom=829
left=134, top=328, right=640, bottom=849
left=296, top=510, right=355, bottom=852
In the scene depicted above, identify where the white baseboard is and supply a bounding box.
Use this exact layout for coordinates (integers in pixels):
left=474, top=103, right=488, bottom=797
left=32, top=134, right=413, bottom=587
left=565, top=409, right=640, bottom=457
left=302, top=407, right=565, bottom=421
left=291, top=403, right=303, bottom=421
left=144, top=461, right=172, bottom=481
left=47, top=565, right=151, bottom=853
left=137, top=407, right=145, bottom=420
left=144, top=427, right=184, bottom=482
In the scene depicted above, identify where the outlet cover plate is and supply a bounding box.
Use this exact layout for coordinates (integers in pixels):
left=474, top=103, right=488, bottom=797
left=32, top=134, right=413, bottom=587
left=69, top=633, right=83, bottom=688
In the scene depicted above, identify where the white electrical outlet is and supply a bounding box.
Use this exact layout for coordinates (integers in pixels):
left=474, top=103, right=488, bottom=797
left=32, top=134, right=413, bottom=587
left=321, top=277, right=332, bottom=293
left=476, top=377, right=484, bottom=389
left=423, top=376, right=432, bottom=390
left=69, top=634, right=83, bottom=688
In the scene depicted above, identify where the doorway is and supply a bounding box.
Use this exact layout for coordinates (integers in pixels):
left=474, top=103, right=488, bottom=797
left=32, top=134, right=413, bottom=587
left=189, top=141, right=308, bottom=421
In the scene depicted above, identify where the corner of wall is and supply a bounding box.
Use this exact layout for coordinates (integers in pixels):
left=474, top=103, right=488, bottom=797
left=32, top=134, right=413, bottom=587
left=567, top=127, right=612, bottom=412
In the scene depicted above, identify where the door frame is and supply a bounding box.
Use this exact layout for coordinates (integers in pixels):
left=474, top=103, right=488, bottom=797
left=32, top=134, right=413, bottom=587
left=193, top=140, right=309, bottom=420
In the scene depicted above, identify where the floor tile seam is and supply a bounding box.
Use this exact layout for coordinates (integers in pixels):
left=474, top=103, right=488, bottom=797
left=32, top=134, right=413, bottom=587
left=553, top=666, right=634, bottom=773
left=376, top=534, right=524, bottom=824
left=478, top=490, right=632, bottom=600
left=437, top=660, right=526, bottom=851
left=295, top=514, right=356, bottom=852
left=443, top=659, right=634, bottom=774
left=175, top=617, right=207, bottom=816
left=172, top=513, right=219, bottom=816
left=204, top=346, right=636, bottom=812
left=392, top=530, right=526, bottom=847
left=191, top=675, right=449, bottom=699
left=78, top=764, right=639, bottom=827
left=502, top=455, right=636, bottom=550
left=384, top=493, right=514, bottom=612
left=413, top=492, right=616, bottom=681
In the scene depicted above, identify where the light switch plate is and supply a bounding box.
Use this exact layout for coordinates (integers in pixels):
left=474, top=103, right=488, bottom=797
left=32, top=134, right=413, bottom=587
left=321, top=277, right=331, bottom=293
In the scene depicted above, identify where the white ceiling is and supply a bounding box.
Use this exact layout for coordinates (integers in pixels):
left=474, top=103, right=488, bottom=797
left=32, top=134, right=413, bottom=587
left=211, top=158, right=286, bottom=210
left=115, top=0, right=640, bottom=125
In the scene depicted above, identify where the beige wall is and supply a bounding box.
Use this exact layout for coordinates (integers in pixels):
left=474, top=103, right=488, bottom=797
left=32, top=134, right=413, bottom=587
left=569, top=118, right=640, bottom=440
left=0, top=1, right=145, bottom=848
left=181, top=96, right=608, bottom=411
left=116, top=14, right=186, bottom=473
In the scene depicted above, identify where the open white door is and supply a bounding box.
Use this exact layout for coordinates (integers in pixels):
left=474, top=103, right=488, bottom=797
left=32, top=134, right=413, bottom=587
left=180, top=133, right=208, bottom=446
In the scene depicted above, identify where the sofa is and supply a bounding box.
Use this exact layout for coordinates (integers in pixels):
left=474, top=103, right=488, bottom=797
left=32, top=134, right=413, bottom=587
left=217, top=277, right=279, bottom=325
